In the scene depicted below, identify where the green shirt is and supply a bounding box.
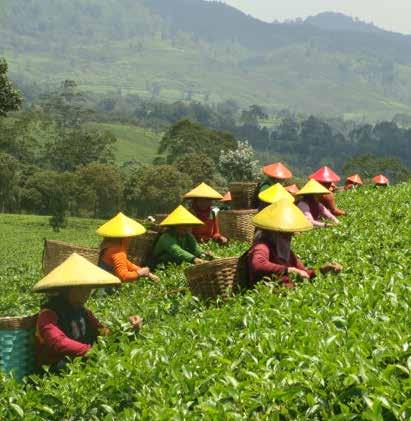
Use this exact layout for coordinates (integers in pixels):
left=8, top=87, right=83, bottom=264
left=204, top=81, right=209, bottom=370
left=153, top=229, right=204, bottom=265
left=258, top=178, right=274, bottom=194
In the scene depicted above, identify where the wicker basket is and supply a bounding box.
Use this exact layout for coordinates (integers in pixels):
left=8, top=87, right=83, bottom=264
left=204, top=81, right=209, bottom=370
left=219, top=209, right=257, bottom=243
left=185, top=257, right=241, bottom=300
left=229, top=182, right=258, bottom=210
left=128, top=230, right=159, bottom=266
left=42, top=240, right=99, bottom=275
left=0, top=315, right=37, bottom=380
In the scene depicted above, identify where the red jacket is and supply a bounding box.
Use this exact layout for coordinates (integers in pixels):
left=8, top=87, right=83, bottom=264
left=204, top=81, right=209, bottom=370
left=35, top=308, right=102, bottom=367
left=247, top=242, right=315, bottom=287
left=320, top=192, right=346, bottom=216
left=191, top=208, right=223, bottom=243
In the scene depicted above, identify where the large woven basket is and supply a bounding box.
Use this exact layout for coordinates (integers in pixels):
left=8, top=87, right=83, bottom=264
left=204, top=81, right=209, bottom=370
left=42, top=240, right=99, bottom=275
left=219, top=209, right=257, bottom=243
left=229, top=182, right=258, bottom=210
left=128, top=230, right=159, bottom=266
left=185, top=257, right=241, bottom=300
left=0, top=315, right=37, bottom=380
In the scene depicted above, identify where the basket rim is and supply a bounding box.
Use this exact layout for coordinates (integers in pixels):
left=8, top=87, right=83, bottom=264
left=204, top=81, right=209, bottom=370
left=185, top=256, right=239, bottom=275
left=220, top=209, right=258, bottom=215
left=0, top=315, right=38, bottom=330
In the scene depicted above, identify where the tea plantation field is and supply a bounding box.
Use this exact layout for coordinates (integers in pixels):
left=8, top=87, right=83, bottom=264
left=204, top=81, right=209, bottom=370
left=0, top=184, right=410, bottom=419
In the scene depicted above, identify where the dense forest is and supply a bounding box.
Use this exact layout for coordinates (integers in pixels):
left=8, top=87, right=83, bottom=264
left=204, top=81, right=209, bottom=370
left=2, top=0, right=411, bottom=118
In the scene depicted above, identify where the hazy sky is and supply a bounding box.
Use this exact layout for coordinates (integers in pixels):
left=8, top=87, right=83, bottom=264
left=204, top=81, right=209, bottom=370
left=220, top=0, right=411, bottom=34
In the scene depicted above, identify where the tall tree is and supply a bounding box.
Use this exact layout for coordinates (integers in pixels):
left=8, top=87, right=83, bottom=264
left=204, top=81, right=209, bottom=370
left=0, top=58, right=22, bottom=116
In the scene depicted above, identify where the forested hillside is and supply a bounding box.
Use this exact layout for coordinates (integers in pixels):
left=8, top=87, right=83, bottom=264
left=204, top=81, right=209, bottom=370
left=2, top=0, right=411, bottom=118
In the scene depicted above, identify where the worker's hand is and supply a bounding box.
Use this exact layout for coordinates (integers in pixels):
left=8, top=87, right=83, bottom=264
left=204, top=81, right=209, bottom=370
left=99, top=326, right=110, bottom=337
left=320, top=262, right=343, bottom=274
left=194, top=257, right=207, bottom=265
left=137, top=267, right=150, bottom=277
left=204, top=252, right=216, bottom=260
left=288, top=267, right=310, bottom=279
left=219, top=236, right=228, bottom=245
left=129, top=315, right=143, bottom=331
left=148, top=272, right=160, bottom=283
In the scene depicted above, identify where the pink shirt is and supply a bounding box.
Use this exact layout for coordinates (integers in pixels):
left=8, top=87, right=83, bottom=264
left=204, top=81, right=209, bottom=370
left=297, top=201, right=339, bottom=227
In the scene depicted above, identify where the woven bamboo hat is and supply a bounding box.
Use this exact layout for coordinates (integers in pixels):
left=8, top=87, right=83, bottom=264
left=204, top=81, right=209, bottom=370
left=372, top=174, right=389, bottom=185
left=160, top=205, right=204, bottom=227
left=346, top=174, right=363, bottom=185
left=262, top=162, right=293, bottom=179
left=253, top=199, right=312, bottom=233
left=96, top=212, right=146, bottom=238
left=33, top=253, right=121, bottom=292
left=221, top=191, right=232, bottom=202
left=184, top=182, right=223, bottom=200
left=258, top=183, right=295, bottom=204
left=296, top=179, right=331, bottom=196
left=309, top=166, right=341, bottom=183
left=285, top=184, right=300, bottom=195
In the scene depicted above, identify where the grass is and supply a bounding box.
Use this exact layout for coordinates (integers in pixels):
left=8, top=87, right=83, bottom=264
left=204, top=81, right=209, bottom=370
left=0, top=184, right=410, bottom=419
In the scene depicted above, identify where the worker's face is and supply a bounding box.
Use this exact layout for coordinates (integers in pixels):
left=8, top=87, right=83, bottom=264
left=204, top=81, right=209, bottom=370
left=67, top=287, right=92, bottom=308
left=176, top=225, right=192, bottom=235
left=313, top=194, right=321, bottom=203
left=194, top=198, right=212, bottom=211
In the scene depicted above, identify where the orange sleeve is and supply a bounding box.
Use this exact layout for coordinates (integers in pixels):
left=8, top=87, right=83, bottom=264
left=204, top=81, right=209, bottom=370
left=126, top=259, right=141, bottom=273
left=112, top=251, right=138, bottom=282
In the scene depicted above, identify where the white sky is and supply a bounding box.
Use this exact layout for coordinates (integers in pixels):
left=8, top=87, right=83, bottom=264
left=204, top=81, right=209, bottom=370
left=218, top=0, right=411, bottom=34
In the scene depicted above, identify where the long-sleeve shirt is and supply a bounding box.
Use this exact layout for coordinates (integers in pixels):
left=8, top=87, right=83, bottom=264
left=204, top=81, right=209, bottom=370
left=248, top=242, right=315, bottom=287
left=100, top=245, right=141, bottom=282
left=35, top=308, right=102, bottom=367
left=153, top=229, right=204, bottom=265
left=320, top=192, right=346, bottom=216
left=191, top=208, right=223, bottom=242
left=297, top=200, right=339, bottom=228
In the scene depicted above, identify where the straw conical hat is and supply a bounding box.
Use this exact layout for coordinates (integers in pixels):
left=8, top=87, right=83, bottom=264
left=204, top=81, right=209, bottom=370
left=160, top=205, right=204, bottom=226
left=253, top=199, right=312, bottom=233
left=346, top=174, right=363, bottom=185
left=184, top=182, right=223, bottom=200
left=296, top=179, right=331, bottom=196
left=33, top=253, right=121, bottom=292
left=309, top=166, right=341, bottom=183
left=97, top=212, right=146, bottom=238
left=285, top=184, right=300, bottom=195
left=262, top=162, right=293, bottom=179
left=258, top=183, right=295, bottom=204
left=372, top=174, right=389, bottom=185
left=221, top=191, right=232, bottom=202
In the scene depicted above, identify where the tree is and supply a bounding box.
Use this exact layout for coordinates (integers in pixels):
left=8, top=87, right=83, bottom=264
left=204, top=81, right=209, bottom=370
left=175, top=152, right=223, bottom=186
left=0, top=58, right=22, bottom=116
left=0, top=153, right=20, bottom=212
left=218, top=141, right=259, bottom=182
left=75, top=163, right=124, bottom=218
left=123, top=164, right=192, bottom=216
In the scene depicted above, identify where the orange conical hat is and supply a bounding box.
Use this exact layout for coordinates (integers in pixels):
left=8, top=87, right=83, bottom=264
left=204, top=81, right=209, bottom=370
left=285, top=184, right=300, bottom=195
left=221, top=191, right=232, bottom=202
left=262, top=162, right=293, bottom=179
left=309, top=166, right=341, bottom=183
left=372, top=174, right=389, bottom=185
left=346, top=174, right=363, bottom=185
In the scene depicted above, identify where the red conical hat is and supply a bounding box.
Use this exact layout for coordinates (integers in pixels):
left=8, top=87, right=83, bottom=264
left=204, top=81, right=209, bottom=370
left=285, top=184, right=299, bottom=195
left=346, top=174, right=363, bottom=185
left=221, top=191, right=232, bottom=202
left=372, top=174, right=389, bottom=185
left=262, top=162, right=293, bottom=179
left=309, top=166, right=341, bottom=183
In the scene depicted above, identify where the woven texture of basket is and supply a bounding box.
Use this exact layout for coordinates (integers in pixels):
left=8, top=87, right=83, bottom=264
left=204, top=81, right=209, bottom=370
left=43, top=240, right=99, bottom=275
left=219, top=209, right=257, bottom=243
left=229, top=182, right=258, bottom=210
left=185, top=257, right=240, bottom=300
left=0, top=315, right=37, bottom=380
left=128, top=230, right=159, bottom=266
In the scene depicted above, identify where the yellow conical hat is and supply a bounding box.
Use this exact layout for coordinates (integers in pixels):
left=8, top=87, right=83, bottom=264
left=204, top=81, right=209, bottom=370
left=160, top=205, right=204, bottom=226
left=253, top=199, right=312, bottom=233
left=258, top=183, right=295, bottom=204
left=96, top=212, right=146, bottom=238
left=184, top=182, right=223, bottom=200
left=296, top=179, right=330, bottom=196
left=33, top=253, right=121, bottom=292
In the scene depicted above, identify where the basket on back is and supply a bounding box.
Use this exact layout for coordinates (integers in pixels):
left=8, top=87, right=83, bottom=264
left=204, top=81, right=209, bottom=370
left=43, top=240, right=99, bottom=275
left=229, top=182, right=258, bottom=210
left=185, top=257, right=247, bottom=301
left=219, top=209, right=257, bottom=243
left=128, top=230, right=159, bottom=266
left=0, top=315, right=37, bottom=380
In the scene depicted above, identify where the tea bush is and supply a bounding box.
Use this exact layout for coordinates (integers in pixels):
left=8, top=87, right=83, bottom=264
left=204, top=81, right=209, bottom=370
left=0, top=184, right=410, bottom=419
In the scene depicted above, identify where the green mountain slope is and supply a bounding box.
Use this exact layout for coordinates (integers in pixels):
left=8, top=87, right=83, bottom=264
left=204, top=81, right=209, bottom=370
left=2, top=0, right=411, bottom=119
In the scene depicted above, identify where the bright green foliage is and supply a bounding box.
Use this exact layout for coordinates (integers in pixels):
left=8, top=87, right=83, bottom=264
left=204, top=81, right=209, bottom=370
left=0, top=184, right=410, bottom=419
